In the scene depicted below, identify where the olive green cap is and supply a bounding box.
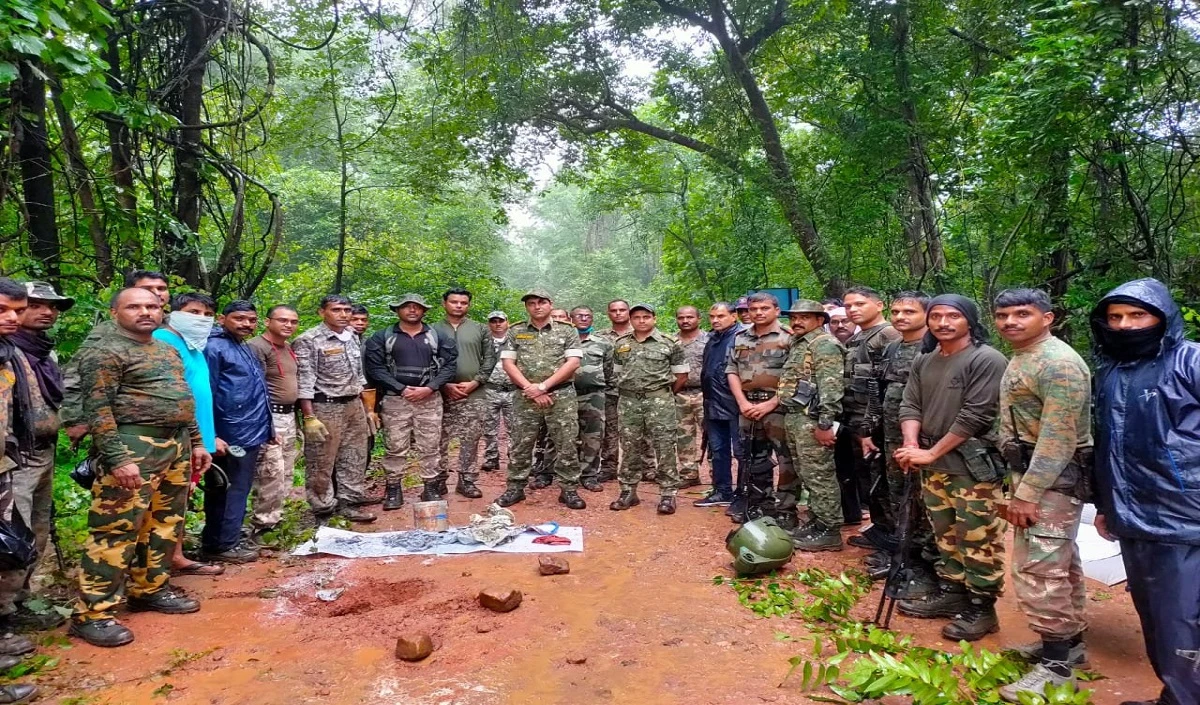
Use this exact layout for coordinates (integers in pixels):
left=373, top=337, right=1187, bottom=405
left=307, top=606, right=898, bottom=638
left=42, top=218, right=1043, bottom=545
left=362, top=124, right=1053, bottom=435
left=389, top=293, right=429, bottom=310
left=521, top=288, right=553, bottom=302
left=784, top=299, right=829, bottom=321
left=630, top=303, right=655, bottom=315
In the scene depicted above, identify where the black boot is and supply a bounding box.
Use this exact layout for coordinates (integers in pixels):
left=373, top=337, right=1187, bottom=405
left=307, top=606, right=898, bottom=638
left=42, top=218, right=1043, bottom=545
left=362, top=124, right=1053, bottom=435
left=420, top=482, right=443, bottom=502
left=942, top=595, right=1000, bottom=641
left=495, top=487, right=526, bottom=507
left=383, top=483, right=404, bottom=511
left=69, top=619, right=134, bottom=648
left=127, top=589, right=200, bottom=615
left=0, top=683, right=37, bottom=704
left=558, top=489, right=586, bottom=509
left=656, top=496, right=676, bottom=515
left=531, top=474, right=553, bottom=490
left=610, top=488, right=640, bottom=511
left=456, top=477, right=483, bottom=499
left=898, top=581, right=970, bottom=619
left=434, top=476, right=449, bottom=497
left=793, top=521, right=843, bottom=552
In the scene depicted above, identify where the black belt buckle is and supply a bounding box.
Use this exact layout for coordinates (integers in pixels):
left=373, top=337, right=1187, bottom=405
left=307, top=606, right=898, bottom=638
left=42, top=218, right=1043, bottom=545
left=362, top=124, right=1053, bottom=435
left=314, top=394, right=355, bottom=404
left=745, top=390, right=776, bottom=402
left=270, top=403, right=295, bottom=414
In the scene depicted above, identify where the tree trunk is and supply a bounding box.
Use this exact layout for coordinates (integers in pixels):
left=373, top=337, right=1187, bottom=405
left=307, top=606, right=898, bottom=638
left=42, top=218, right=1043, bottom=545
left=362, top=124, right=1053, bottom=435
left=15, top=61, right=60, bottom=282
left=104, top=35, right=142, bottom=269
left=330, top=46, right=349, bottom=294
left=52, top=91, right=115, bottom=285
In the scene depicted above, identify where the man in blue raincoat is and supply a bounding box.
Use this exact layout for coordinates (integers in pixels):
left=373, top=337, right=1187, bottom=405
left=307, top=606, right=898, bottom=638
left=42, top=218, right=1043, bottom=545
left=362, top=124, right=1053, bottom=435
left=1091, top=278, right=1200, bottom=705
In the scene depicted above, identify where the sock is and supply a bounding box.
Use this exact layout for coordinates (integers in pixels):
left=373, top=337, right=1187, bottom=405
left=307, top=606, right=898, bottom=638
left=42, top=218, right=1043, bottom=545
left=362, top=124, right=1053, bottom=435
left=1041, top=640, right=1073, bottom=676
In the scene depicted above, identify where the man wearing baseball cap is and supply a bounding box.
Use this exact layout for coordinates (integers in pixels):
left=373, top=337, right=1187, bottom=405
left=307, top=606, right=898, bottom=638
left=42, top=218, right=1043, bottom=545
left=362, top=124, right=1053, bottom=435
left=735, top=296, right=751, bottom=325
left=495, top=289, right=586, bottom=509
left=481, top=311, right=512, bottom=473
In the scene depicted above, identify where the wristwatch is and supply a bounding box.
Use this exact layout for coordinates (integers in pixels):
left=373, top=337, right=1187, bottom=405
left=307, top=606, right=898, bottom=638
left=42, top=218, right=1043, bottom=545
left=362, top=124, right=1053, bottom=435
left=536, top=383, right=547, bottom=393
left=817, top=420, right=834, bottom=431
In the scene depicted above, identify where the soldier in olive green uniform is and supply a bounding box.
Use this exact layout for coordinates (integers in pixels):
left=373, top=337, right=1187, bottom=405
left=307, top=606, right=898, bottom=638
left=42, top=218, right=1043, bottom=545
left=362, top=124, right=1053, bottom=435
left=610, top=304, right=689, bottom=515
left=778, top=301, right=846, bottom=551
left=572, top=307, right=614, bottom=491
left=69, top=288, right=212, bottom=649
left=994, top=289, right=1093, bottom=702
left=496, top=289, right=586, bottom=509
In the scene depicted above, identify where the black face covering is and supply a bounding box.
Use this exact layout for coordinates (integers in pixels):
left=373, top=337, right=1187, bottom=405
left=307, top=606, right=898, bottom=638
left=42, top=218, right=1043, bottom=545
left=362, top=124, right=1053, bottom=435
left=1096, top=322, right=1166, bottom=361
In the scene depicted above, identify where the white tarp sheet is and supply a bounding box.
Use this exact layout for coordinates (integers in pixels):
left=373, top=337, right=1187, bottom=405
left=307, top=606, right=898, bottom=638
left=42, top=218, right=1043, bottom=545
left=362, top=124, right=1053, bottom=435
left=294, top=525, right=584, bottom=559
left=1078, top=503, right=1126, bottom=586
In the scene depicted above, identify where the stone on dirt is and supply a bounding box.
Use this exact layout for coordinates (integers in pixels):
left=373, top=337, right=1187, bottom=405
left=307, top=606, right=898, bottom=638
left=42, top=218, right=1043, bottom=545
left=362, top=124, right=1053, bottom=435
left=538, top=556, right=570, bottom=575
left=395, top=634, right=434, bottom=661
left=478, top=587, right=523, bottom=613
left=566, top=655, right=587, bottom=665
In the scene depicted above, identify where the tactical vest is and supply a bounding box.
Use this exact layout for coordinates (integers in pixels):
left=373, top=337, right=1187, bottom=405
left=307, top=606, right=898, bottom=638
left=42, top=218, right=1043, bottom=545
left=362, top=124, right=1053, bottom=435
left=383, top=326, right=442, bottom=385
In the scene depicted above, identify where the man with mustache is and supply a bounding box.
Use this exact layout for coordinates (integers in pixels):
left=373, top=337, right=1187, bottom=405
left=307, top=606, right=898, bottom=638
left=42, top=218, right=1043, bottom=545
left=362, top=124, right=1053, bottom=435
left=894, top=294, right=1008, bottom=642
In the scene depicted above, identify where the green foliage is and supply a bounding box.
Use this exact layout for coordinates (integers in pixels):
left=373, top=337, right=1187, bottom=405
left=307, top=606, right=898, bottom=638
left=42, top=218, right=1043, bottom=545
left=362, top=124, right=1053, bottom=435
left=716, top=569, right=871, bottom=623
left=1, top=653, right=58, bottom=681
left=261, top=499, right=317, bottom=551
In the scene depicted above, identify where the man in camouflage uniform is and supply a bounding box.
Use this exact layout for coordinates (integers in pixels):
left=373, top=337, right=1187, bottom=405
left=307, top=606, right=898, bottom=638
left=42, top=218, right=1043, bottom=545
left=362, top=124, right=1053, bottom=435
left=725, top=292, right=795, bottom=525
left=496, top=289, right=586, bottom=509
left=867, top=292, right=936, bottom=591
left=610, top=304, right=689, bottom=515
left=895, top=294, right=1009, bottom=642
left=433, top=288, right=497, bottom=499
left=69, top=288, right=213, bottom=648
left=673, top=306, right=708, bottom=488
left=364, top=294, right=457, bottom=509
left=294, top=295, right=375, bottom=523
left=598, top=299, right=633, bottom=481
left=571, top=307, right=613, bottom=492
left=992, top=289, right=1092, bottom=702
left=529, top=308, right=573, bottom=484
left=778, top=301, right=845, bottom=551
left=247, top=305, right=301, bottom=543
left=481, top=311, right=511, bottom=472
left=842, top=286, right=903, bottom=553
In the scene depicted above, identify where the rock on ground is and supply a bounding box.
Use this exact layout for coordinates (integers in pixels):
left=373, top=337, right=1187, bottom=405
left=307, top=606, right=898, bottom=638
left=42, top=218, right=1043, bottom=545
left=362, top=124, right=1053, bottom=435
left=478, top=587, right=523, bottom=613
left=538, top=556, right=570, bottom=575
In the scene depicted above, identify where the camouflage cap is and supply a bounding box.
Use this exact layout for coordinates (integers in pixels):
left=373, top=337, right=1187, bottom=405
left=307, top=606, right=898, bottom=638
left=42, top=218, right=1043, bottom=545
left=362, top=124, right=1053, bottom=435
left=487, top=310, right=508, bottom=321
left=630, top=303, right=656, bottom=315
left=785, top=299, right=830, bottom=321
left=389, top=293, right=429, bottom=310
left=735, top=296, right=750, bottom=310
left=521, top=288, right=553, bottom=302
left=24, top=281, right=74, bottom=311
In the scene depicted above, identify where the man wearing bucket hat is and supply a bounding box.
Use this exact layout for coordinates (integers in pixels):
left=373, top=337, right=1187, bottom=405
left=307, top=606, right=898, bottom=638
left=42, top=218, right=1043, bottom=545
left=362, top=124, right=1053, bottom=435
left=364, top=294, right=457, bottom=510
left=496, top=288, right=586, bottom=509
left=778, top=300, right=846, bottom=551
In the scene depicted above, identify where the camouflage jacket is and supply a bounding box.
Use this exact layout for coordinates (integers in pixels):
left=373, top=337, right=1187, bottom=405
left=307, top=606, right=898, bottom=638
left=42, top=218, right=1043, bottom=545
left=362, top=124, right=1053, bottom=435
left=74, top=325, right=201, bottom=471
left=613, top=329, right=688, bottom=393
left=293, top=322, right=366, bottom=399
left=575, top=336, right=615, bottom=393
left=778, top=329, right=845, bottom=426
left=1000, top=335, right=1093, bottom=503
left=724, top=323, right=791, bottom=392
left=843, top=322, right=902, bottom=416
left=672, top=331, right=709, bottom=391
left=500, top=320, right=583, bottom=384
left=59, top=319, right=116, bottom=427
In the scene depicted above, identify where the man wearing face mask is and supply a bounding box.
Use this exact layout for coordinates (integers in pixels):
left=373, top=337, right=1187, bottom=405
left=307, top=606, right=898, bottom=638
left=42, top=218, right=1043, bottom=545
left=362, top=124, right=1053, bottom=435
left=152, top=292, right=223, bottom=577
left=1090, top=279, right=1200, bottom=705
left=201, top=301, right=273, bottom=564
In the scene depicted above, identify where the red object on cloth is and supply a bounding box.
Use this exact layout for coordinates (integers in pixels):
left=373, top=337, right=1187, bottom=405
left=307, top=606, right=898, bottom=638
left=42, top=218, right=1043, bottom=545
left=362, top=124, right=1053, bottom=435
left=532, top=535, right=571, bottom=546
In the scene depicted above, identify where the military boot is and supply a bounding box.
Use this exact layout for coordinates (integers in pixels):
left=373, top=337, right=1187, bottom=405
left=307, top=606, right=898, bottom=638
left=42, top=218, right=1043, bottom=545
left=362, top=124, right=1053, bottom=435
left=610, top=488, right=640, bottom=511
left=580, top=477, right=604, bottom=492
left=339, top=505, right=377, bottom=523
left=530, top=475, right=553, bottom=490
left=495, top=487, right=526, bottom=507
left=69, top=618, right=134, bottom=648
left=942, top=595, right=1000, bottom=641
left=558, top=489, right=586, bottom=509
left=456, top=477, right=483, bottom=499
left=0, top=631, right=33, bottom=657
left=419, top=482, right=443, bottom=502
left=793, top=521, right=843, bottom=552
left=0, top=655, right=20, bottom=671
left=898, top=581, right=970, bottom=619
left=383, top=483, right=404, bottom=511
left=127, top=589, right=200, bottom=615
left=0, top=682, right=37, bottom=704
left=434, top=476, right=449, bottom=497
left=656, top=496, right=676, bottom=515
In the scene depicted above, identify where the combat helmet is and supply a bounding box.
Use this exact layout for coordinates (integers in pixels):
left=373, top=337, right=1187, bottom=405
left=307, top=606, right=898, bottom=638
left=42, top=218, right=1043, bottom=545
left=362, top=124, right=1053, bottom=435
left=726, top=516, right=795, bottom=576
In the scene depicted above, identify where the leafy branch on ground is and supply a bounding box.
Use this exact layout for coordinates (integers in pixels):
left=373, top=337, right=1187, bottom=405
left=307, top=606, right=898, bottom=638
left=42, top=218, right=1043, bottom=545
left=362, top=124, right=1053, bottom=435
left=713, top=568, right=872, bottom=623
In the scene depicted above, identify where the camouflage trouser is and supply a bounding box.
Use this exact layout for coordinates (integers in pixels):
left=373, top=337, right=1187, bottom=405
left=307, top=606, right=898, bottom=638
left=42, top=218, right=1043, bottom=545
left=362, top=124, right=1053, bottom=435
left=1012, top=484, right=1087, bottom=640
left=304, top=400, right=370, bottom=514
left=883, top=412, right=936, bottom=561
left=483, top=386, right=514, bottom=470
left=675, top=390, right=703, bottom=483
left=251, top=411, right=299, bottom=529
left=923, top=471, right=1007, bottom=596
left=74, top=428, right=191, bottom=623
left=440, top=393, right=488, bottom=481
left=0, top=444, right=55, bottom=614
left=533, top=423, right=555, bottom=479
left=577, top=390, right=606, bottom=482
left=739, top=409, right=797, bottom=506
left=618, top=388, right=679, bottom=496
left=600, top=393, right=619, bottom=476
left=784, top=414, right=840, bottom=527
left=507, top=388, right=580, bottom=490
left=382, top=393, right=443, bottom=482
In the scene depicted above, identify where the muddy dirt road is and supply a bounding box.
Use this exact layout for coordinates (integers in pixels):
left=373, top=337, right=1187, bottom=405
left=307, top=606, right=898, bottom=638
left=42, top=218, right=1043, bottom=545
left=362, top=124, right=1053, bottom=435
left=39, top=473, right=1159, bottom=705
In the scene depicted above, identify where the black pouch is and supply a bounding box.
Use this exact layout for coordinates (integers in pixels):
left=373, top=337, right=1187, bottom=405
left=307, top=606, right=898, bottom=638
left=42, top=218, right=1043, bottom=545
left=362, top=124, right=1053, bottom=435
left=1066, top=447, right=1095, bottom=502
left=959, top=438, right=1003, bottom=484
left=70, top=456, right=97, bottom=490
left=1001, top=439, right=1031, bottom=474
left=782, top=380, right=815, bottom=411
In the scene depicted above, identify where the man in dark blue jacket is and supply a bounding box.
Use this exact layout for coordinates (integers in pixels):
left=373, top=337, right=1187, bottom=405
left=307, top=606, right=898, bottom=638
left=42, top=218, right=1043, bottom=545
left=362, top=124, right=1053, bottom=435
left=1092, top=278, right=1200, bottom=705
left=202, top=301, right=273, bottom=564
left=694, top=302, right=743, bottom=507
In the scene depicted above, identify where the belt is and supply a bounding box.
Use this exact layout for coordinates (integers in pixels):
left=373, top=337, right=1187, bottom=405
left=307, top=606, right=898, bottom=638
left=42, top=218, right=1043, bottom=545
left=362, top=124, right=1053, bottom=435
left=487, top=382, right=516, bottom=393
left=620, top=387, right=673, bottom=400
left=270, top=403, right=295, bottom=414
left=744, top=389, right=777, bottom=402
left=679, top=387, right=702, bottom=394
left=117, top=423, right=183, bottom=440
left=575, top=385, right=606, bottom=395
left=313, top=393, right=358, bottom=404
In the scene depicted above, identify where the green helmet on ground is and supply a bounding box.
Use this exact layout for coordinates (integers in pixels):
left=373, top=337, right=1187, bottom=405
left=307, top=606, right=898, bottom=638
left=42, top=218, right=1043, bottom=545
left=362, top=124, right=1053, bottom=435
left=726, top=516, right=795, bottom=576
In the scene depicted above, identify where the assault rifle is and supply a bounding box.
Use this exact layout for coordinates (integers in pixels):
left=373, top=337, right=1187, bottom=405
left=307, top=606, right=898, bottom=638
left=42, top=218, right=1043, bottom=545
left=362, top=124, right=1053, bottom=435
left=872, top=469, right=920, bottom=629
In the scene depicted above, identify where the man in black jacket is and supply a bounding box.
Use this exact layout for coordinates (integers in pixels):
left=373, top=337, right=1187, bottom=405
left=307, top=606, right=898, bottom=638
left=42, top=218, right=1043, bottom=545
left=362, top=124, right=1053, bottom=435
left=694, top=302, right=742, bottom=507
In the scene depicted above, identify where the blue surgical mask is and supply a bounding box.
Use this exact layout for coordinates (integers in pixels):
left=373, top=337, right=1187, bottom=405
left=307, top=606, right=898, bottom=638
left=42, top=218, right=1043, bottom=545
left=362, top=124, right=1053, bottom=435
left=576, top=326, right=593, bottom=334
left=168, top=311, right=214, bottom=351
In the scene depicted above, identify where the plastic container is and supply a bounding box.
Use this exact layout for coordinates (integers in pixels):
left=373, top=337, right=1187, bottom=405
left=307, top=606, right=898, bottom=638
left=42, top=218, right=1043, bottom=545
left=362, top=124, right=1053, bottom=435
left=412, top=500, right=450, bottom=532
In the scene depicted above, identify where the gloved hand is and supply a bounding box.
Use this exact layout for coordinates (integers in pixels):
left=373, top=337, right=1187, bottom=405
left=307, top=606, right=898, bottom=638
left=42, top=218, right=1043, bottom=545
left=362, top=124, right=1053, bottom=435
left=367, top=412, right=381, bottom=435
left=303, top=416, right=330, bottom=443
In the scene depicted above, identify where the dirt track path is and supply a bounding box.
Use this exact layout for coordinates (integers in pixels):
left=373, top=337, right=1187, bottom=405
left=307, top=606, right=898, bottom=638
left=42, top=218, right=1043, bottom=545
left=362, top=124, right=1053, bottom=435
left=42, top=471, right=1160, bottom=705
